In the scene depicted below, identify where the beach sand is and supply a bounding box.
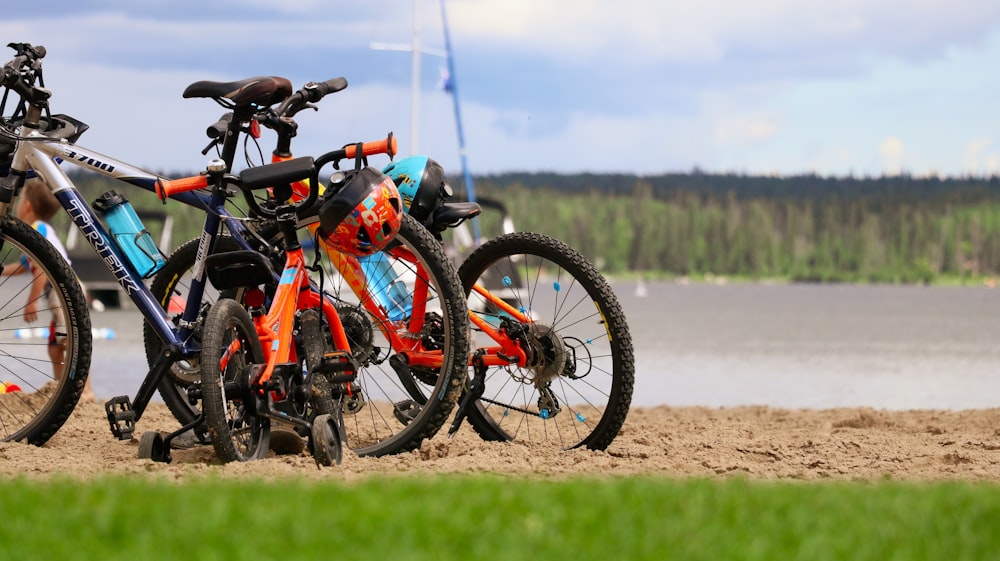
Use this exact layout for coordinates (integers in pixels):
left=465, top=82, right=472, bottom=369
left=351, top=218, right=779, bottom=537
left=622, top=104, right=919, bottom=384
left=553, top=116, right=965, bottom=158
left=3, top=401, right=999, bottom=481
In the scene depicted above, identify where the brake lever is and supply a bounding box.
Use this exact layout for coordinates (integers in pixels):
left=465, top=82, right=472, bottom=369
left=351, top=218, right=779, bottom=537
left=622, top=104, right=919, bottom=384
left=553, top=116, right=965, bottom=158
left=284, top=102, right=318, bottom=119
left=201, top=137, right=220, bottom=156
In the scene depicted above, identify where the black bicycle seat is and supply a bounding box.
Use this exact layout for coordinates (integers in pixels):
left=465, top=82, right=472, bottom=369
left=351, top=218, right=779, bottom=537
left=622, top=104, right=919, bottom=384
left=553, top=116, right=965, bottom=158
left=183, top=76, right=293, bottom=108
left=429, top=202, right=481, bottom=231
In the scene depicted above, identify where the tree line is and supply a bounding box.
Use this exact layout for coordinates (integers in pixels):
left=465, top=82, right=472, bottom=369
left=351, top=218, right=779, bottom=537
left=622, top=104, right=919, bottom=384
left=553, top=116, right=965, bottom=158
left=465, top=172, right=1000, bottom=283
left=58, top=169, right=1000, bottom=283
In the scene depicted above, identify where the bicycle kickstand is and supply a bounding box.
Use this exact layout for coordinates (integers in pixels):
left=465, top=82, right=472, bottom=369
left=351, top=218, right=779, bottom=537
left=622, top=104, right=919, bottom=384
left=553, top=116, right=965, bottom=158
left=448, top=349, right=487, bottom=437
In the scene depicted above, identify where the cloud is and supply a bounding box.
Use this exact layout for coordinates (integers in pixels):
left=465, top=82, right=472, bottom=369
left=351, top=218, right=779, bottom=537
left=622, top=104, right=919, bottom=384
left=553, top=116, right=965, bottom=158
left=964, top=138, right=1000, bottom=176
left=0, top=12, right=372, bottom=61
left=714, top=115, right=779, bottom=145
left=449, top=0, right=1000, bottom=68
left=879, top=137, right=905, bottom=176
left=4, top=1, right=1000, bottom=177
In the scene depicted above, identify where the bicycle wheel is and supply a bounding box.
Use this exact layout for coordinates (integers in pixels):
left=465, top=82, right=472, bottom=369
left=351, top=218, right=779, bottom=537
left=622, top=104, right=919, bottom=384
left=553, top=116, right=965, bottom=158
left=0, top=216, right=92, bottom=445
left=143, top=236, right=243, bottom=425
left=458, top=232, right=634, bottom=450
left=199, top=297, right=269, bottom=462
left=314, top=213, right=469, bottom=456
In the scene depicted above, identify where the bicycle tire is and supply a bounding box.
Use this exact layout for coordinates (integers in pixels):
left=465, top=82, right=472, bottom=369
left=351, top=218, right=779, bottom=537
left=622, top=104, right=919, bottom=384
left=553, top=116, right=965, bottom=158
left=323, top=213, right=469, bottom=456
left=143, top=236, right=242, bottom=425
left=0, top=216, right=92, bottom=445
left=299, top=308, right=335, bottom=418
left=458, top=232, right=634, bottom=450
left=200, top=297, right=269, bottom=462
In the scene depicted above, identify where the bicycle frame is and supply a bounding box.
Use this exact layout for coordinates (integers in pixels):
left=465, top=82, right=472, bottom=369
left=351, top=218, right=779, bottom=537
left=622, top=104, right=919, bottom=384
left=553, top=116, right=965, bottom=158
left=280, top=169, right=443, bottom=371
left=247, top=237, right=349, bottom=390
left=304, top=198, right=533, bottom=372
left=303, top=222, right=437, bottom=361
left=285, top=167, right=537, bottom=378
left=466, top=283, right=530, bottom=367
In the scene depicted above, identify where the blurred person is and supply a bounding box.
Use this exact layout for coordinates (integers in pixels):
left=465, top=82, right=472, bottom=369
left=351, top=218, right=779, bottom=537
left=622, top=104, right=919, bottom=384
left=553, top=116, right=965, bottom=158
left=1, top=178, right=94, bottom=401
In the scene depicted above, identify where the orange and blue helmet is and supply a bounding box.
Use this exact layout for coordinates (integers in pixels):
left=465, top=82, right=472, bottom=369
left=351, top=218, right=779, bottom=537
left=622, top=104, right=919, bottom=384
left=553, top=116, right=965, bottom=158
left=318, top=166, right=402, bottom=256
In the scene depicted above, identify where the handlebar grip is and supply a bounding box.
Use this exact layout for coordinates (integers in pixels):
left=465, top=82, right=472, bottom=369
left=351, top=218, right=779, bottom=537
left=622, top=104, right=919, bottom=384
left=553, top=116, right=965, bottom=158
left=303, top=77, right=348, bottom=102
left=155, top=175, right=209, bottom=201
left=206, top=113, right=233, bottom=139
left=344, top=133, right=397, bottom=160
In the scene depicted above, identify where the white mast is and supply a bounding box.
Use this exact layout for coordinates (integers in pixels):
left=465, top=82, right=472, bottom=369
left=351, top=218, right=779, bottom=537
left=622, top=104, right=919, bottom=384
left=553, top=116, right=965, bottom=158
left=409, top=0, right=421, bottom=153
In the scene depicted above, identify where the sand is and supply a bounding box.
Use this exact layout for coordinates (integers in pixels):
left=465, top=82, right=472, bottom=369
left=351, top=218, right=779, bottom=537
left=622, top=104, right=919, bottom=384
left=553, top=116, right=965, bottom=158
left=2, top=401, right=999, bottom=482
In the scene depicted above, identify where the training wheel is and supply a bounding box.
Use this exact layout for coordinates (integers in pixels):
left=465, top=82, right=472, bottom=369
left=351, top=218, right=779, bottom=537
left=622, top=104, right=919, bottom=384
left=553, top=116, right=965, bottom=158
left=311, top=414, right=343, bottom=467
left=138, top=431, right=170, bottom=463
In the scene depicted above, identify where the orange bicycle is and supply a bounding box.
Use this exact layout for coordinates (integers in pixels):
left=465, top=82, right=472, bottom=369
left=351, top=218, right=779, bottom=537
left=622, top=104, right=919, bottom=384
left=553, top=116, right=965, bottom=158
left=198, top=155, right=362, bottom=464
left=145, top=78, right=470, bottom=459
left=276, top=143, right=634, bottom=452
left=154, top=133, right=468, bottom=464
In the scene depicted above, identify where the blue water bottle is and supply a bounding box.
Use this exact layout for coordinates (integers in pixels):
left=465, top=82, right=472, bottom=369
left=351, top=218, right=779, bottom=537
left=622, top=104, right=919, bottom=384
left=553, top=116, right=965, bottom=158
left=358, top=252, right=412, bottom=322
left=93, top=190, right=165, bottom=278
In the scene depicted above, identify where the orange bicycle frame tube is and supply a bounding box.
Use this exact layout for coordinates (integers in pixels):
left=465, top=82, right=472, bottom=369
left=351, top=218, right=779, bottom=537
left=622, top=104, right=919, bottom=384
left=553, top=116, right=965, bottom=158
left=466, top=282, right=531, bottom=367
left=251, top=245, right=349, bottom=392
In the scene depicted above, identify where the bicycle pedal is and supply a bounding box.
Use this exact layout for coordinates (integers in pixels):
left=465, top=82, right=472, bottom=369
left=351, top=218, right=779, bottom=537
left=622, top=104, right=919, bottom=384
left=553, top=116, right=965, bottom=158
left=392, top=399, right=421, bottom=425
left=316, top=351, right=358, bottom=384
left=105, top=396, right=136, bottom=441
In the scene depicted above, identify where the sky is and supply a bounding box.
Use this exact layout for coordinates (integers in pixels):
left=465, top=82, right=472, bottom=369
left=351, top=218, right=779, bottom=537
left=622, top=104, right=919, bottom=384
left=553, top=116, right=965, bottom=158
left=4, top=0, right=1000, bottom=179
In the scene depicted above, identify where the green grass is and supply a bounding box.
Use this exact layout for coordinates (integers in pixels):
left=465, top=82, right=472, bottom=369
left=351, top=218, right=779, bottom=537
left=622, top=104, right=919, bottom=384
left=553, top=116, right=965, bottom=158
left=1, top=475, right=998, bottom=560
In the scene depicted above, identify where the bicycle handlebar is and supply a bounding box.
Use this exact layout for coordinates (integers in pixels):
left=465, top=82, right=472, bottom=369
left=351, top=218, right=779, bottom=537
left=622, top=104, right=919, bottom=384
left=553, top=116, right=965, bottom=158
left=272, top=77, right=347, bottom=119
left=1, top=43, right=50, bottom=105
left=313, top=133, right=397, bottom=172
left=1, top=43, right=44, bottom=80
left=155, top=175, right=209, bottom=200
left=343, top=133, right=397, bottom=161
left=154, top=133, right=396, bottom=203
left=206, top=113, right=233, bottom=139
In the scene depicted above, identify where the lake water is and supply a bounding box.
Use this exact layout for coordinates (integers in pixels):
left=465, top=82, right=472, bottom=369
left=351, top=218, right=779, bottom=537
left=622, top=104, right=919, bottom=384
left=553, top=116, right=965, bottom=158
left=87, top=281, right=1000, bottom=411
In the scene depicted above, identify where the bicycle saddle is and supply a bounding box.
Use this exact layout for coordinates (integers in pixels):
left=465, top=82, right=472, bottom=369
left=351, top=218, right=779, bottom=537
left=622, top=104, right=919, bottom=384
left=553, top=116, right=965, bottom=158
left=182, top=76, right=293, bottom=108
left=428, top=202, right=481, bottom=233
